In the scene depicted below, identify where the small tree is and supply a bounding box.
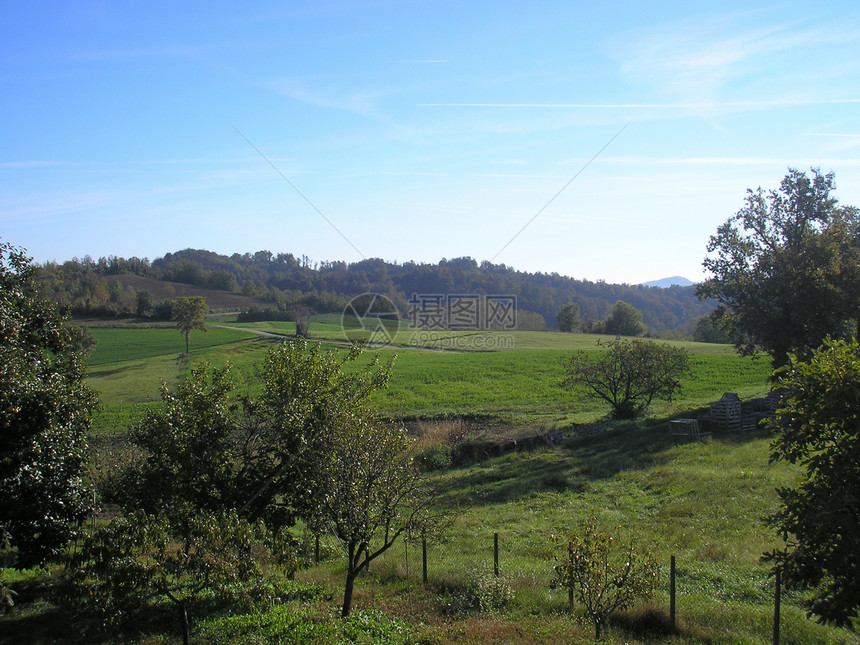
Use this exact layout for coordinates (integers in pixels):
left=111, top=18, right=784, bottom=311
left=289, top=304, right=312, bottom=338
left=563, top=338, right=689, bottom=419
left=557, top=302, right=581, bottom=333
left=553, top=520, right=660, bottom=640
left=309, top=415, right=440, bottom=617
left=692, top=314, right=730, bottom=344
left=135, top=290, right=154, bottom=318
left=172, top=296, right=208, bottom=354
left=764, top=338, right=860, bottom=626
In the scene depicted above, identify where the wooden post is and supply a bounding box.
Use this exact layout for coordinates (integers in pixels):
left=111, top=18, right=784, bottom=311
left=568, top=542, right=575, bottom=609
left=422, top=537, right=428, bottom=585
left=314, top=536, right=320, bottom=565
left=670, top=555, right=676, bottom=632
left=493, top=532, right=499, bottom=577
left=773, top=569, right=781, bottom=645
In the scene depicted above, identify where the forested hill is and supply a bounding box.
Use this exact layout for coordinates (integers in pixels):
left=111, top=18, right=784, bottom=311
left=39, top=249, right=712, bottom=335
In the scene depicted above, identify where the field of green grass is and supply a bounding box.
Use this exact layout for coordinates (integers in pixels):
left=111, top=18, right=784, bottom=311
left=85, top=322, right=773, bottom=425
left=6, top=321, right=854, bottom=644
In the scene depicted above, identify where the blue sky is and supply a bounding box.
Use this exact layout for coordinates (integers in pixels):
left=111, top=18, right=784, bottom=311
left=2, top=1, right=859, bottom=284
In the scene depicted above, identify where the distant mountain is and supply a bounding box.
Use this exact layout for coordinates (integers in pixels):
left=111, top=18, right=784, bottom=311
left=641, top=276, right=695, bottom=288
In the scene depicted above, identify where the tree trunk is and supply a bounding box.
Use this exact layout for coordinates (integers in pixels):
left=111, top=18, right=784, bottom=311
left=179, top=600, right=190, bottom=645
left=342, top=567, right=356, bottom=618
left=185, top=330, right=190, bottom=355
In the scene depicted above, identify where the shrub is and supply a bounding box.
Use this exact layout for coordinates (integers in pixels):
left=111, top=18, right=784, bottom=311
left=441, top=572, right=513, bottom=615
left=552, top=519, right=660, bottom=639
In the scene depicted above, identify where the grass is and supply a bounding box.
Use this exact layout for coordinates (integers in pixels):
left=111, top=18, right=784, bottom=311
left=86, top=325, right=260, bottom=366
left=294, top=424, right=855, bottom=644
left=84, top=325, right=773, bottom=425
left=7, top=322, right=851, bottom=643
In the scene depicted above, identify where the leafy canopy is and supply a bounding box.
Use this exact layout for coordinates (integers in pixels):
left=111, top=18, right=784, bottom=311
left=765, top=338, right=860, bottom=626
left=113, top=341, right=394, bottom=531
left=0, top=241, right=98, bottom=566
left=563, top=338, right=690, bottom=419
left=697, top=168, right=860, bottom=368
left=108, top=363, right=240, bottom=527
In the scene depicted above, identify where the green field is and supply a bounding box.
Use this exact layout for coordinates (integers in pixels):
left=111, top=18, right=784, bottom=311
left=86, top=323, right=773, bottom=424
left=7, top=321, right=854, bottom=644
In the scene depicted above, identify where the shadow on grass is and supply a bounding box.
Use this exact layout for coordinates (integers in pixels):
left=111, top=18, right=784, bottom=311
left=0, top=582, right=236, bottom=645
left=435, top=412, right=773, bottom=507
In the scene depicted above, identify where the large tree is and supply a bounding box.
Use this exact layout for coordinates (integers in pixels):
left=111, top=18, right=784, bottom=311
left=697, top=168, right=860, bottom=368
left=0, top=241, right=98, bottom=566
left=109, top=363, right=240, bottom=526
left=765, top=338, right=860, bottom=626
left=236, top=340, right=394, bottom=528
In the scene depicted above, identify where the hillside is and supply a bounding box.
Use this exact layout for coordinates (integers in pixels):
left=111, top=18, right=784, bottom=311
left=38, top=249, right=714, bottom=334
left=106, top=274, right=271, bottom=310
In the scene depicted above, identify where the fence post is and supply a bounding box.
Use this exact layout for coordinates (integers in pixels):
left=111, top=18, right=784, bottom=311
left=773, top=569, right=781, bottom=645
left=493, top=532, right=499, bottom=577
left=314, top=536, right=320, bottom=565
left=670, top=555, right=676, bottom=632
left=422, top=537, right=428, bottom=585
left=568, top=545, right=575, bottom=609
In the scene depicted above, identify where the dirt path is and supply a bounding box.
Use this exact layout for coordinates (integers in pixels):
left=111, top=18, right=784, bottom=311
left=212, top=324, right=461, bottom=352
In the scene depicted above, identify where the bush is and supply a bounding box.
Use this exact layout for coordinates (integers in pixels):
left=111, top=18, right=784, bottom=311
left=441, top=572, right=513, bottom=615
left=416, top=443, right=453, bottom=471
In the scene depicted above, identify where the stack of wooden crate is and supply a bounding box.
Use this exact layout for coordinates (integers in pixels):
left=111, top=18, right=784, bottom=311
left=710, top=392, right=742, bottom=433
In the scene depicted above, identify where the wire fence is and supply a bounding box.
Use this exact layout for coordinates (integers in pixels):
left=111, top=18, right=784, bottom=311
left=302, top=531, right=798, bottom=645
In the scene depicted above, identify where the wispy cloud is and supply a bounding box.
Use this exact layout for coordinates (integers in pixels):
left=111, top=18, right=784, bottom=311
left=608, top=12, right=860, bottom=109
left=563, top=156, right=860, bottom=168
left=420, top=99, right=860, bottom=109
left=807, top=132, right=860, bottom=137
left=71, top=43, right=211, bottom=62
left=0, top=160, right=76, bottom=168
left=269, top=79, right=391, bottom=118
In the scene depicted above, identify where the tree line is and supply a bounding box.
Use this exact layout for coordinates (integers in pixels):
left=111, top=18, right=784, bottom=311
left=37, top=247, right=712, bottom=335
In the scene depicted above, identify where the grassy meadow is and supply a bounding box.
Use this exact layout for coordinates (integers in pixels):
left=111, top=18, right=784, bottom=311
left=4, top=317, right=857, bottom=644
left=85, top=319, right=773, bottom=425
